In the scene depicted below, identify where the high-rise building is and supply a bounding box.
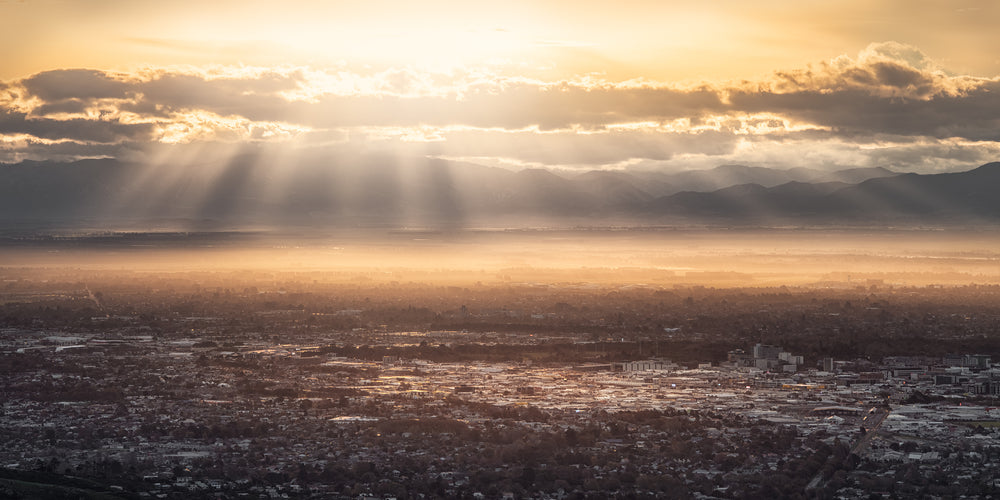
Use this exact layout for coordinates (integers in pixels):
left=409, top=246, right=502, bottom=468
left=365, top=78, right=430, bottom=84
left=822, top=357, right=835, bottom=372
left=753, top=343, right=781, bottom=360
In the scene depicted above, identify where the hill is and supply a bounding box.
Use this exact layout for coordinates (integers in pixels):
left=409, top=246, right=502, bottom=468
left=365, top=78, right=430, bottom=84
left=0, top=155, right=994, bottom=229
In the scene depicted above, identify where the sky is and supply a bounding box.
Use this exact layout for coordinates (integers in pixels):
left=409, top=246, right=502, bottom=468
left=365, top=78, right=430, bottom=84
left=2, top=0, right=1000, bottom=173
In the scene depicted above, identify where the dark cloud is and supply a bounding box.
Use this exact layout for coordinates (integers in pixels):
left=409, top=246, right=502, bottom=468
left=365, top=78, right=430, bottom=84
left=34, top=98, right=88, bottom=116
left=117, top=99, right=171, bottom=118
left=729, top=82, right=1000, bottom=141
left=717, top=42, right=1000, bottom=142
left=22, top=69, right=132, bottom=101
left=0, top=138, right=140, bottom=163
left=0, top=109, right=154, bottom=143
left=139, top=70, right=304, bottom=116
left=870, top=61, right=927, bottom=89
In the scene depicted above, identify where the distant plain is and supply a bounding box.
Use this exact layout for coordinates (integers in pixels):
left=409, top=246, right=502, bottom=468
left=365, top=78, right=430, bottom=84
left=2, top=227, right=998, bottom=287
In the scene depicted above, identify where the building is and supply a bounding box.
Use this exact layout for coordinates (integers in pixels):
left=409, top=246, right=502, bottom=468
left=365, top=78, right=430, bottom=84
left=622, top=358, right=678, bottom=372
left=753, top=344, right=782, bottom=360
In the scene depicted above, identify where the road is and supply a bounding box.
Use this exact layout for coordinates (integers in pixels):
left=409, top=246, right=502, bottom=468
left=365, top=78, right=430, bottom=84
left=806, top=407, right=891, bottom=491
left=852, top=407, right=890, bottom=455
left=85, top=286, right=104, bottom=312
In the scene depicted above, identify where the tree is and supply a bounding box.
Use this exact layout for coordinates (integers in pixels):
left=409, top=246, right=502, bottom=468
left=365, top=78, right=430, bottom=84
left=564, top=427, right=578, bottom=447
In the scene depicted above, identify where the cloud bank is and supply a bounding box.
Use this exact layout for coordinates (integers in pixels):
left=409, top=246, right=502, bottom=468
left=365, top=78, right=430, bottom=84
left=2, top=42, right=999, bottom=172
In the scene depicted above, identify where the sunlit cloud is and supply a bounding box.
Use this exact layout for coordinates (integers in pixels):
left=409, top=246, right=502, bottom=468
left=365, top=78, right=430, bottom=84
left=2, top=42, right=999, bottom=172
left=755, top=42, right=983, bottom=99
left=153, top=110, right=310, bottom=144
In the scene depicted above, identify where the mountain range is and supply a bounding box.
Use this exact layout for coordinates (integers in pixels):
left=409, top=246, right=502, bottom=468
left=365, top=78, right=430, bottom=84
left=0, top=154, right=997, bottom=229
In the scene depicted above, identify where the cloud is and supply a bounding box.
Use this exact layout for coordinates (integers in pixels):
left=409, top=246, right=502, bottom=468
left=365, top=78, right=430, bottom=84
left=0, top=109, right=154, bottom=143
left=761, top=42, right=979, bottom=99
left=139, top=68, right=305, bottom=113
left=726, top=42, right=1000, bottom=142
left=0, top=135, right=143, bottom=163
left=22, top=69, right=133, bottom=102
left=358, top=126, right=740, bottom=166
left=859, top=140, right=1000, bottom=172
left=33, top=98, right=89, bottom=116
left=2, top=42, right=1000, bottom=170
left=729, top=83, right=1000, bottom=142
left=265, top=83, right=725, bottom=131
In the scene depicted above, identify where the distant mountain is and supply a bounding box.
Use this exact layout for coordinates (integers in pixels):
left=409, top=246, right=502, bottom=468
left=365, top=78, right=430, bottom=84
left=809, top=166, right=897, bottom=184
left=596, top=170, right=677, bottom=198
left=0, top=158, right=125, bottom=219
left=646, top=180, right=852, bottom=219
left=0, top=156, right=995, bottom=229
left=826, top=162, right=1000, bottom=220
left=569, top=170, right=656, bottom=205
left=641, top=162, right=1000, bottom=224
left=572, top=164, right=897, bottom=197
left=664, top=164, right=816, bottom=192
left=0, top=155, right=603, bottom=228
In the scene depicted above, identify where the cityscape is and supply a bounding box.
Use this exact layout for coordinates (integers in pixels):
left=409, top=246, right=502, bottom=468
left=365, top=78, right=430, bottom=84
left=3, top=265, right=1000, bottom=498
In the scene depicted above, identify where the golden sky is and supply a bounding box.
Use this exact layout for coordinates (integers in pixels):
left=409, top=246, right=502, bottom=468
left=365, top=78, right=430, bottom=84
left=2, top=0, right=1000, bottom=172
